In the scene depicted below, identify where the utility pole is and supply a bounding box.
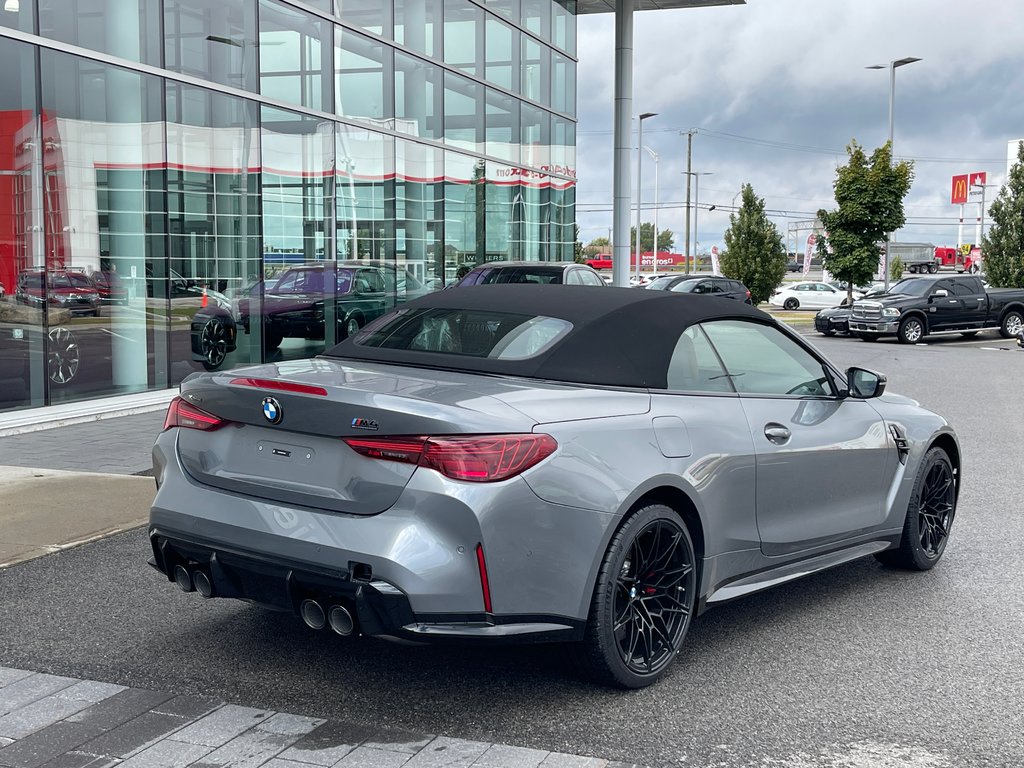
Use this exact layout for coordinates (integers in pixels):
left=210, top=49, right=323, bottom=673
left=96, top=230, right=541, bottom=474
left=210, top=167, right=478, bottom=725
left=682, top=130, right=694, bottom=273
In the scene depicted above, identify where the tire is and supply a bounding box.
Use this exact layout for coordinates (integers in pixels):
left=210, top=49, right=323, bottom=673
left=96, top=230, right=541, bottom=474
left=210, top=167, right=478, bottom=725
left=908, top=265, right=918, bottom=274
left=578, top=503, right=697, bottom=689
left=897, top=316, right=925, bottom=344
left=199, top=317, right=230, bottom=371
left=264, top=329, right=283, bottom=352
left=999, top=310, right=1023, bottom=339
left=783, top=298, right=799, bottom=310
left=876, top=447, right=956, bottom=570
left=47, top=327, right=79, bottom=385
left=339, top=313, right=363, bottom=340
left=928, top=263, right=939, bottom=274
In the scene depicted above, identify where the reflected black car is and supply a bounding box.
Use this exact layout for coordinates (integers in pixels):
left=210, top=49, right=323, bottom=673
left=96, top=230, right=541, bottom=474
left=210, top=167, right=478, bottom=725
left=646, top=274, right=752, bottom=304
left=190, top=263, right=406, bottom=370
left=454, top=261, right=607, bottom=287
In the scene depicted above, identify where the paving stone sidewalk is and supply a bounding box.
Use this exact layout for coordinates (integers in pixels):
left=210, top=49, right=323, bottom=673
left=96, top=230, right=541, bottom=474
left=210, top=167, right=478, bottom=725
left=0, top=668, right=641, bottom=768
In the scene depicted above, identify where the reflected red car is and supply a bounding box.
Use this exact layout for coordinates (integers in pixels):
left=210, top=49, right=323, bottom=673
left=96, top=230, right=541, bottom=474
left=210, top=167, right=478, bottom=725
left=16, top=270, right=100, bottom=317
left=91, top=270, right=127, bottom=305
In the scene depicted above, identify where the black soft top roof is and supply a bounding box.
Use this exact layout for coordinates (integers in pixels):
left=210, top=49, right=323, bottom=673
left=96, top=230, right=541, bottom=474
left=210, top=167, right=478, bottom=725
left=325, top=284, right=771, bottom=388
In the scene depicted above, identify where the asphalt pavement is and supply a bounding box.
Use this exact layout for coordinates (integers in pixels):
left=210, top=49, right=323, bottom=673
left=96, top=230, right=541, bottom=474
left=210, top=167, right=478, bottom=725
left=1, top=329, right=1023, bottom=767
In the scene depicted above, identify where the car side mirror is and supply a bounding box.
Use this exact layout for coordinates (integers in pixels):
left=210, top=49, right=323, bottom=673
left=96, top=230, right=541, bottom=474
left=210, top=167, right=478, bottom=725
left=931, top=289, right=949, bottom=299
left=846, top=367, right=887, bottom=399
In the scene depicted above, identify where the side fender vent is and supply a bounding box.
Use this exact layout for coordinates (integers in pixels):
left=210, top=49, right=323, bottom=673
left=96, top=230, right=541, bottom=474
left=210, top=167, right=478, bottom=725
left=889, top=424, right=909, bottom=465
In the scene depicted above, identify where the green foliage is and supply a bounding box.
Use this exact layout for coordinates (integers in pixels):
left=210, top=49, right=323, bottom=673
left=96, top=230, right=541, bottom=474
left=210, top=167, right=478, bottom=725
left=983, top=141, right=1024, bottom=287
left=720, top=184, right=787, bottom=304
left=630, top=223, right=675, bottom=253
left=889, top=254, right=904, bottom=282
left=588, top=236, right=610, bottom=248
left=573, top=223, right=586, bottom=263
left=817, top=141, right=914, bottom=297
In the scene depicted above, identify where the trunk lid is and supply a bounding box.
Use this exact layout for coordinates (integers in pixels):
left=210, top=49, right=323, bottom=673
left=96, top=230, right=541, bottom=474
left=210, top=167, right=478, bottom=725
left=175, top=359, right=536, bottom=514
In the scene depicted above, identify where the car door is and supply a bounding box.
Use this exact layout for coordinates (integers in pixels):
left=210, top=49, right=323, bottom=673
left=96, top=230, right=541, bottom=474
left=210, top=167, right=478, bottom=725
left=949, top=278, right=987, bottom=325
left=700, top=319, right=894, bottom=557
left=925, top=279, right=963, bottom=330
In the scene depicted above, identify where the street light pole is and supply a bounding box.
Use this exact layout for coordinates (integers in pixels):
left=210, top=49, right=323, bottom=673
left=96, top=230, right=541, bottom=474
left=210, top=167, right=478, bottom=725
left=867, top=56, right=921, bottom=291
left=643, top=145, right=659, bottom=275
left=635, top=113, right=656, bottom=284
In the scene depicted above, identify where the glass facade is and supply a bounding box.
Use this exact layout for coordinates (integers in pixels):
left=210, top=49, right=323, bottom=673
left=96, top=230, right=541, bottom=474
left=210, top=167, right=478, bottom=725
left=0, top=0, right=576, bottom=413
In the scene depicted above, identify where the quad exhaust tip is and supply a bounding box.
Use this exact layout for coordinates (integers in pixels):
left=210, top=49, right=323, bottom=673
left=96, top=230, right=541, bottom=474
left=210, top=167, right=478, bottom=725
left=327, top=604, right=355, bottom=636
left=193, top=570, right=214, bottom=598
left=173, top=565, right=194, bottom=593
left=300, top=599, right=327, bottom=630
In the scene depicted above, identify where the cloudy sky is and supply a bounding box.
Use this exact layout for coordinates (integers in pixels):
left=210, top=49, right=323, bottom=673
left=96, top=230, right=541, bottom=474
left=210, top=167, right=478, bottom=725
left=574, top=0, right=1024, bottom=256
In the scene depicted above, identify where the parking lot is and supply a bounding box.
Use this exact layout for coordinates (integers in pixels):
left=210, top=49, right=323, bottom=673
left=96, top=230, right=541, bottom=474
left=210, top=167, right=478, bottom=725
left=1, top=331, right=1022, bottom=767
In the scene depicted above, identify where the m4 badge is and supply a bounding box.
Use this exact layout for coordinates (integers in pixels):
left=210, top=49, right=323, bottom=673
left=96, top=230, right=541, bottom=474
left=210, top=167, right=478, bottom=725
left=351, top=417, right=379, bottom=431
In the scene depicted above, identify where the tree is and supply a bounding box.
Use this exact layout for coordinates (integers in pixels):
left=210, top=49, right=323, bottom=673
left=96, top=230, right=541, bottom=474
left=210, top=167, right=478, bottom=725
left=629, top=223, right=675, bottom=253
left=588, top=236, right=610, bottom=248
left=720, top=184, right=787, bottom=304
left=573, top=224, right=586, bottom=263
left=817, top=140, right=914, bottom=301
left=889, top=254, right=904, bottom=283
left=983, top=140, right=1024, bottom=287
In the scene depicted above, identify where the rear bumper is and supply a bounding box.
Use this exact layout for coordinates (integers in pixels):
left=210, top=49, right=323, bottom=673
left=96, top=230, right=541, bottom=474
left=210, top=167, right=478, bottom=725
left=148, top=529, right=583, bottom=643
left=149, top=429, right=607, bottom=642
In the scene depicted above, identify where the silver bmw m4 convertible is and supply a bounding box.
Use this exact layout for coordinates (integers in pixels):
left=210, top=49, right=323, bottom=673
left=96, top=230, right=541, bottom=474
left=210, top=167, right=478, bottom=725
left=149, top=285, right=960, bottom=688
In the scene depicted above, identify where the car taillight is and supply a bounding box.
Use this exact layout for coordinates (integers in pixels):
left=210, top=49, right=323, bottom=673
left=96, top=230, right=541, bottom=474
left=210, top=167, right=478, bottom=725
left=163, top=396, right=225, bottom=431
left=343, top=434, right=557, bottom=483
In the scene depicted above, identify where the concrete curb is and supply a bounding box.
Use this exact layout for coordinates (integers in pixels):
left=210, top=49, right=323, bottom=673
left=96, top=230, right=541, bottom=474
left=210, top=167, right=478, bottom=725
left=0, top=389, right=176, bottom=438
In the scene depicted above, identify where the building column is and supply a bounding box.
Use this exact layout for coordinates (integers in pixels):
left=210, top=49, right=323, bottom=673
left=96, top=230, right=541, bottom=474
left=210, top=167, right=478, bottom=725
left=612, top=0, right=634, bottom=288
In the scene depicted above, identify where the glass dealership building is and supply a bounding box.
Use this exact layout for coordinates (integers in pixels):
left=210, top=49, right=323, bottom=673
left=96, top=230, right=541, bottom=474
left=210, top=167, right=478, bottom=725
left=0, top=0, right=576, bottom=413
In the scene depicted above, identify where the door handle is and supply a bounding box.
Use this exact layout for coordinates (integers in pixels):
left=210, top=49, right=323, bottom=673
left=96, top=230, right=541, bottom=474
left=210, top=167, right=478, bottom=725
left=764, top=423, right=791, bottom=444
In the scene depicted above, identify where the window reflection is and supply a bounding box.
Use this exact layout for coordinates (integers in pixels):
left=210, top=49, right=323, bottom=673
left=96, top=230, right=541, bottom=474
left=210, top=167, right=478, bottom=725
left=444, top=151, right=485, bottom=281
left=444, top=72, right=483, bottom=155
left=259, top=0, right=330, bottom=112
left=165, top=0, right=258, bottom=92
left=39, top=0, right=161, bottom=65
left=521, top=35, right=549, bottom=106
left=395, top=52, right=441, bottom=140
left=39, top=50, right=166, bottom=403
left=261, top=107, right=335, bottom=360
left=444, top=0, right=482, bottom=77
left=335, top=27, right=390, bottom=124
left=395, top=0, right=442, bottom=60
left=486, top=88, right=518, bottom=164
left=485, top=15, right=517, bottom=91
left=339, top=0, right=390, bottom=37
left=396, top=139, right=444, bottom=294
left=0, top=38, right=42, bottom=412
left=167, top=83, right=261, bottom=376
left=552, top=51, right=575, bottom=116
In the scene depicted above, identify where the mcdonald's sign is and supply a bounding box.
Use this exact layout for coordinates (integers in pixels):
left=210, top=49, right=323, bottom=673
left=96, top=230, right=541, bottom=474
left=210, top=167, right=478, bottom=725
left=951, top=174, right=969, bottom=205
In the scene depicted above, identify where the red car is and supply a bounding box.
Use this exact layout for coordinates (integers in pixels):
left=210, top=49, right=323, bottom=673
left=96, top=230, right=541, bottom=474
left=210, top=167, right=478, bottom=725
left=90, top=270, right=127, bottom=304
left=16, top=269, right=100, bottom=317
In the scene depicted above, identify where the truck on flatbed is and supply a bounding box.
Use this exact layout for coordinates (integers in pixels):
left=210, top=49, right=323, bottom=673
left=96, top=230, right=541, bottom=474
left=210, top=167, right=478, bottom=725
left=848, top=274, right=1024, bottom=344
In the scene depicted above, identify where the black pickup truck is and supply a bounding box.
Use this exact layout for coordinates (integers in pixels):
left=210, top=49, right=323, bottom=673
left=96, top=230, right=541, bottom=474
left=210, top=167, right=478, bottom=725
left=848, top=275, right=1024, bottom=344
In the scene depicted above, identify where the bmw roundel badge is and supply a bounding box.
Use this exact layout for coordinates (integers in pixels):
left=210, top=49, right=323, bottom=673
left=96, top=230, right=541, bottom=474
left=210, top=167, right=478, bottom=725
left=262, top=396, right=283, bottom=425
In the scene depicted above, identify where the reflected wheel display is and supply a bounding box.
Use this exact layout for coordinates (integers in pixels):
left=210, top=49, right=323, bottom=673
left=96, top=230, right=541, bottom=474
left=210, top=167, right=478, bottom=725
left=47, top=327, right=80, bottom=385
left=200, top=317, right=230, bottom=370
left=581, top=504, right=696, bottom=688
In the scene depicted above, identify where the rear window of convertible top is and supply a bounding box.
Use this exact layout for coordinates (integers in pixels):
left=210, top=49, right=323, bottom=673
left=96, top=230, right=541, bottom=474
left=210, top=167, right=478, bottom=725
left=353, top=307, right=572, bottom=360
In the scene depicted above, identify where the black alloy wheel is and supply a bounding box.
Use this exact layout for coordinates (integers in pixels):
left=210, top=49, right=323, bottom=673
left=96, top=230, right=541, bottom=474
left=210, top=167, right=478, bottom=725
left=581, top=504, right=696, bottom=688
left=877, top=447, right=955, bottom=570
left=200, top=317, right=229, bottom=371
left=783, top=298, right=799, bottom=310
left=342, top=314, right=363, bottom=339
left=47, top=327, right=79, bottom=385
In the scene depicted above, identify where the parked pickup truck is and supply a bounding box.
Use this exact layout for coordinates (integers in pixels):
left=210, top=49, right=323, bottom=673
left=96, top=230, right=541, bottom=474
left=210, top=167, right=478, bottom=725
left=848, top=275, right=1024, bottom=344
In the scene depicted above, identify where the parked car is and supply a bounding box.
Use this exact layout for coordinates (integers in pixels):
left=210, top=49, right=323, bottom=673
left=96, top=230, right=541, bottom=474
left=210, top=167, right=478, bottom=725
left=15, top=269, right=100, bottom=317
left=849, top=275, right=1024, bottom=344
left=454, top=261, right=606, bottom=287
left=90, top=270, right=127, bottom=305
left=646, top=274, right=751, bottom=304
left=815, top=285, right=888, bottom=336
left=786, top=261, right=802, bottom=273
left=151, top=284, right=960, bottom=689
left=190, top=262, right=398, bottom=369
left=769, top=281, right=847, bottom=310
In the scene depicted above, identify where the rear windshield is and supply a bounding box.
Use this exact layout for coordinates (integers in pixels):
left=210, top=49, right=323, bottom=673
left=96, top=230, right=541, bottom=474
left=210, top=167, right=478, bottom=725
left=352, top=307, right=572, bottom=360
left=470, top=267, right=564, bottom=285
